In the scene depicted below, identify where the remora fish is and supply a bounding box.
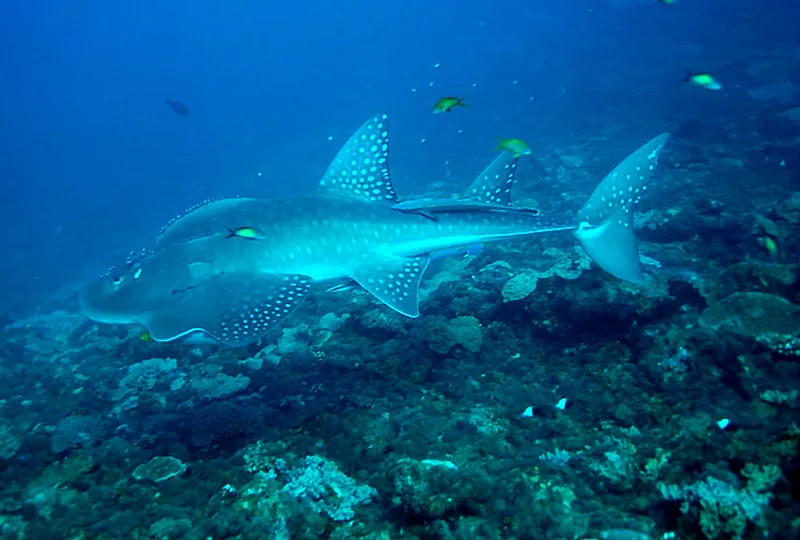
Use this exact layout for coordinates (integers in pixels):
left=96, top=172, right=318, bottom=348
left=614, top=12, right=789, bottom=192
left=79, top=114, right=670, bottom=347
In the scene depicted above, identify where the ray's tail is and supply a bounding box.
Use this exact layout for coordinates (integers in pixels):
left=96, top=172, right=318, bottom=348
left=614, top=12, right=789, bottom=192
left=574, top=133, right=671, bottom=283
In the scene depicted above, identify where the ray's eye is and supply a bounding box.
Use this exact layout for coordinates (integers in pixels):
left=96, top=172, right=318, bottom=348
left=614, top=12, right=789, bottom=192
left=111, top=275, right=123, bottom=285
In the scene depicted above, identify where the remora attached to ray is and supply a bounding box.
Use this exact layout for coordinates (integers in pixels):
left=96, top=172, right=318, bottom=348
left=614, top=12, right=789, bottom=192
left=79, top=114, right=670, bottom=346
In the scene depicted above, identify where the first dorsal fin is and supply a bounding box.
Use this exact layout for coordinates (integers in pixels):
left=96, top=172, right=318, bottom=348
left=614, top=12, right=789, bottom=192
left=318, top=114, right=398, bottom=203
left=462, top=153, right=519, bottom=206
left=154, top=197, right=255, bottom=246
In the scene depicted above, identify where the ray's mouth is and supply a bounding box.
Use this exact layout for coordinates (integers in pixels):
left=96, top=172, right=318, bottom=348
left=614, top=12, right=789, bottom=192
left=166, top=285, right=196, bottom=306
left=171, top=285, right=196, bottom=296
left=78, top=284, right=123, bottom=324
left=78, top=281, right=102, bottom=315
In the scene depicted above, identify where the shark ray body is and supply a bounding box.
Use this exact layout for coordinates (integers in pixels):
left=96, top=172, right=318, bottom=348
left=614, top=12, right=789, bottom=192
left=80, top=114, right=670, bottom=346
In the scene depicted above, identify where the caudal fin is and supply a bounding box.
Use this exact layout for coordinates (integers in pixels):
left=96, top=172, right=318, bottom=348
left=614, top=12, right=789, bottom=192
left=574, top=133, right=671, bottom=283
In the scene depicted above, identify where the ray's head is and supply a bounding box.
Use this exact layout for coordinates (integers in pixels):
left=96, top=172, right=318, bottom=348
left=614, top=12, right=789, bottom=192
left=79, top=249, right=189, bottom=326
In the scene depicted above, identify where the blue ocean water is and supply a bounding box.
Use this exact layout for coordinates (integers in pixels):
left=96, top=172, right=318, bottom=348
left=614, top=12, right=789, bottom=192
left=1, top=0, right=792, bottom=313
left=1, top=0, right=799, bottom=537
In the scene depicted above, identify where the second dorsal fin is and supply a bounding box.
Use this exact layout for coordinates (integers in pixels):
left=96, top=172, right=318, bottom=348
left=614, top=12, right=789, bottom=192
left=462, top=153, right=519, bottom=206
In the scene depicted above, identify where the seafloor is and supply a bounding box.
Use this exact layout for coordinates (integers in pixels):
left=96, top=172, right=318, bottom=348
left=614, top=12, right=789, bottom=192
left=2, top=100, right=800, bottom=539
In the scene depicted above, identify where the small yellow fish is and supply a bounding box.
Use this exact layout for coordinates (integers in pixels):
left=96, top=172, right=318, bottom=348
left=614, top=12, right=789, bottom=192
left=494, top=138, right=532, bottom=158
left=685, top=72, right=722, bottom=90
left=139, top=332, right=155, bottom=342
left=432, top=96, right=468, bottom=114
left=761, top=236, right=779, bottom=259
left=226, top=226, right=265, bottom=240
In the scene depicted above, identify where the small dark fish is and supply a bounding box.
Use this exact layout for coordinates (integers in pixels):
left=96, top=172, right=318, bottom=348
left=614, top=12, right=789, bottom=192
left=226, top=226, right=266, bottom=240
left=165, top=98, right=190, bottom=116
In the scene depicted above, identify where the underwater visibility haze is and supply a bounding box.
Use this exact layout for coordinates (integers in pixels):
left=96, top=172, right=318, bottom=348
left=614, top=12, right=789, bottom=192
left=1, top=0, right=800, bottom=538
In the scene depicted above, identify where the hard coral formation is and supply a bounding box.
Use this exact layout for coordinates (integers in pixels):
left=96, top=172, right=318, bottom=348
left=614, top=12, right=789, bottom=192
left=235, top=448, right=377, bottom=533
left=659, top=464, right=781, bottom=539
left=132, top=456, right=189, bottom=483
left=501, top=246, right=592, bottom=302
left=280, top=455, right=377, bottom=521
left=115, top=358, right=178, bottom=400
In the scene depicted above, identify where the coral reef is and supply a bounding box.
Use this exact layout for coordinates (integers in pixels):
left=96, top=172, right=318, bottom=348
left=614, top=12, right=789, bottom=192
left=2, top=88, right=800, bottom=539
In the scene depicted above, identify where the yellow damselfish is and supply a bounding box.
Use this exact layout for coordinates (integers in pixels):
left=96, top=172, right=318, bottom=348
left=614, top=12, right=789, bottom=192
left=762, top=236, right=779, bottom=259
left=432, top=96, right=468, bottom=114
left=494, top=138, right=532, bottom=158
left=685, top=72, right=722, bottom=90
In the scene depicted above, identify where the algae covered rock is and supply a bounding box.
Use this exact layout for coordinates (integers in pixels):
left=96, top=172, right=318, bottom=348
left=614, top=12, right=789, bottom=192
left=0, top=424, right=21, bottom=460
left=148, top=517, right=193, bottom=539
left=752, top=213, right=780, bottom=239
left=776, top=192, right=800, bottom=223
left=425, top=315, right=483, bottom=354
left=558, top=154, right=583, bottom=169
left=699, top=292, right=800, bottom=355
left=703, top=261, right=800, bottom=304
left=387, top=457, right=491, bottom=521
